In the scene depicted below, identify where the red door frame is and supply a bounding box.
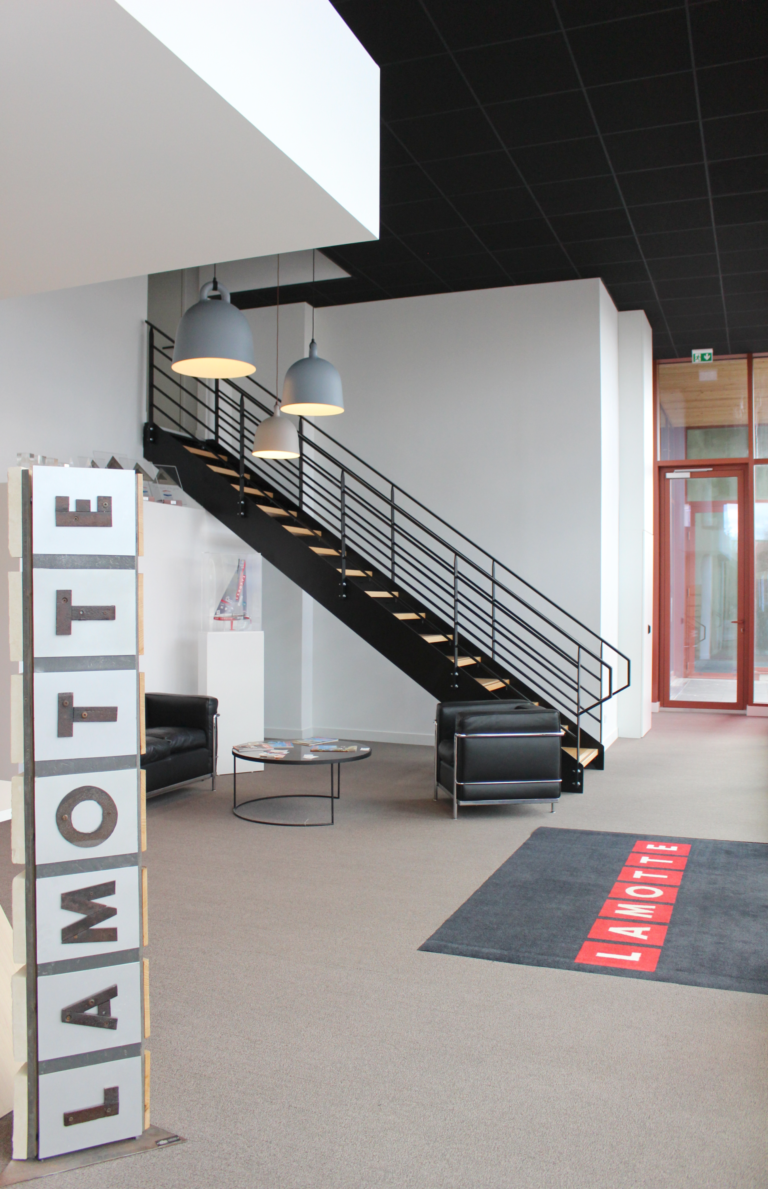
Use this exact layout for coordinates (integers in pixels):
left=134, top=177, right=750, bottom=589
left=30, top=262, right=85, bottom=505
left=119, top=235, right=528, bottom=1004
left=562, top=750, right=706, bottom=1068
left=658, top=463, right=749, bottom=709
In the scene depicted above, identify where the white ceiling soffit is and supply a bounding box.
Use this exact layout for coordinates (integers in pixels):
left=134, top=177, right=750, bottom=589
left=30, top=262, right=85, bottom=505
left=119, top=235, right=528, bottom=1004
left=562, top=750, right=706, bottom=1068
left=198, top=251, right=350, bottom=294
left=0, top=0, right=379, bottom=300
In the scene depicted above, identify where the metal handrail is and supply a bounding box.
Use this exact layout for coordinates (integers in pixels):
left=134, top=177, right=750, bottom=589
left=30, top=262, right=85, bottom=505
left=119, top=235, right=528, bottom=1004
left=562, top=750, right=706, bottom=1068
left=146, top=321, right=630, bottom=740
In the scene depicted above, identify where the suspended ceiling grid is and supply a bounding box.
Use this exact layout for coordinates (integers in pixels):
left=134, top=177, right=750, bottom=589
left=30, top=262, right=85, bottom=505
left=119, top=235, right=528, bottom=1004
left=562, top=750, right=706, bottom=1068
left=235, top=0, right=768, bottom=360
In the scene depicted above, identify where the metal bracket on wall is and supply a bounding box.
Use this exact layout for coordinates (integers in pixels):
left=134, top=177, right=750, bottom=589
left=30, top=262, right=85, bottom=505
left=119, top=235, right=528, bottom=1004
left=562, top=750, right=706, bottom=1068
left=56, top=590, right=116, bottom=635
left=55, top=496, right=112, bottom=527
left=57, top=693, right=118, bottom=737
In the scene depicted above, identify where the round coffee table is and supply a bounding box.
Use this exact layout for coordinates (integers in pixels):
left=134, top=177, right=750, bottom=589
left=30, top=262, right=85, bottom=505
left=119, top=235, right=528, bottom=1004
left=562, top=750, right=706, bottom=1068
left=232, top=741, right=372, bottom=826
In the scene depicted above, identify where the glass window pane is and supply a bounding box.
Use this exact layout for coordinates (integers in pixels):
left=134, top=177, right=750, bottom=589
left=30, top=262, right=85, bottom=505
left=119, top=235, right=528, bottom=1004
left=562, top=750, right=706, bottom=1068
left=668, top=475, right=739, bottom=704
left=658, top=359, right=748, bottom=461
left=753, top=357, right=768, bottom=457
left=754, top=465, right=768, bottom=703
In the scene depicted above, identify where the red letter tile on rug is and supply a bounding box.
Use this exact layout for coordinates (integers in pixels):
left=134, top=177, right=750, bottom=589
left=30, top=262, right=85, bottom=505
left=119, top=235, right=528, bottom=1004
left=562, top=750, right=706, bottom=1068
left=629, top=854, right=688, bottom=870
left=575, top=941, right=661, bottom=972
left=599, top=898, right=674, bottom=922
left=587, top=919, right=668, bottom=946
left=609, top=882, right=679, bottom=903
left=618, top=867, right=683, bottom=885
left=632, top=841, right=691, bottom=855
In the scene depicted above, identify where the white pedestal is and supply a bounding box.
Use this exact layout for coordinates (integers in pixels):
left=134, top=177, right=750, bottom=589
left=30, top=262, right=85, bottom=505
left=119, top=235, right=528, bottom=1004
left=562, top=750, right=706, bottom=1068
left=201, top=632, right=264, bottom=775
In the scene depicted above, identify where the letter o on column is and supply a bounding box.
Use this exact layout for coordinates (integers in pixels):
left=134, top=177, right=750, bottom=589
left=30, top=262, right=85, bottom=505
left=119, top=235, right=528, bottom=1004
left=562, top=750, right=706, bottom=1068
left=56, top=786, right=118, bottom=848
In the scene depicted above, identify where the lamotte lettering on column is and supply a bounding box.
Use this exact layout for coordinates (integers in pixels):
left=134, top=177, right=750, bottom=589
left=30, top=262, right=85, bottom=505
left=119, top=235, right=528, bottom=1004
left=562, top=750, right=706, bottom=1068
left=9, top=466, right=149, bottom=1162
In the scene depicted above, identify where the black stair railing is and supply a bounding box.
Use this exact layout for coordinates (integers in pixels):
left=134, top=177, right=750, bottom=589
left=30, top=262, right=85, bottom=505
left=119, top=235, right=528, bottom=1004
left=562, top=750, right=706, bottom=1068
left=147, top=322, right=630, bottom=747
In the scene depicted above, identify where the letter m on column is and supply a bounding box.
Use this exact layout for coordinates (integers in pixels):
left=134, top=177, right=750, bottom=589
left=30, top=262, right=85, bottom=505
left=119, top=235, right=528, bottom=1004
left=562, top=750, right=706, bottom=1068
left=61, top=881, right=118, bottom=944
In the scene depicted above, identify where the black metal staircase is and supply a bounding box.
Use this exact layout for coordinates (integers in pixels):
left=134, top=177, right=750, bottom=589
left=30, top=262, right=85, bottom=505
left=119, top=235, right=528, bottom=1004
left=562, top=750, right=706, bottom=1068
left=144, top=322, right=630, bottom=793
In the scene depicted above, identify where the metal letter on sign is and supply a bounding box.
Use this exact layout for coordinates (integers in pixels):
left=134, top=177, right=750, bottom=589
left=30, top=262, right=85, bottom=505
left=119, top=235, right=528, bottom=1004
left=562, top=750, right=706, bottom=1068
left=55, top=496, right=112, bottom=528
left=55, top=786, right=118, bottom=847
left=57, top=693, right=118, bottom=737
left=56, top=590, right=115, bottom=635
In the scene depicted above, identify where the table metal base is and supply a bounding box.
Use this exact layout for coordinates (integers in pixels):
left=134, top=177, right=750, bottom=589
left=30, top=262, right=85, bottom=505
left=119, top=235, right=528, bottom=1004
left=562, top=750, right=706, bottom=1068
left=232, top=756, right=341, bottom=826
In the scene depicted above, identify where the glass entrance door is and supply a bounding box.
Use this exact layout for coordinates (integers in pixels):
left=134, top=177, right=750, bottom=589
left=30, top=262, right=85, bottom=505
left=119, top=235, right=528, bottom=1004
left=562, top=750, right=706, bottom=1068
left=660, top=467, right=747, bottom=708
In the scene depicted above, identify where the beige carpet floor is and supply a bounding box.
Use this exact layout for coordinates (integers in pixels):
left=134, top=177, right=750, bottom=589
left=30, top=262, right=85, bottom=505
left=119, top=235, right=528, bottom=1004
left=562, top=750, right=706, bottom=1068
left=1, top=710, right=767, bottom=1188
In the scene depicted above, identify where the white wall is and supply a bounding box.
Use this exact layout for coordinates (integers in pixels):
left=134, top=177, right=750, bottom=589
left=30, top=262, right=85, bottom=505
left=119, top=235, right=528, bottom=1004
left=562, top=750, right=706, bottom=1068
left=253, top=278, right=650, bottom=745
left=0, top=277, right=148, bottom=474
left=618, top=311, right=654, bottom=737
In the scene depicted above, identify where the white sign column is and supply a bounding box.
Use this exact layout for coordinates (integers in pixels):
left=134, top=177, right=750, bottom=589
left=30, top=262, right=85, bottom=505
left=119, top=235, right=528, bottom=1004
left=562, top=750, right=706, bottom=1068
left=9, top=466, right=149, bottom=1160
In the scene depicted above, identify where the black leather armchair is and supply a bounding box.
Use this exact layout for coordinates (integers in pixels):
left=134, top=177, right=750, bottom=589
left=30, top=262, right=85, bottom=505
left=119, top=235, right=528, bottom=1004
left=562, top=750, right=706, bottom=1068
left=435, top=700, right=562, bottom=818
left=141, top=693, right=219, bottom=798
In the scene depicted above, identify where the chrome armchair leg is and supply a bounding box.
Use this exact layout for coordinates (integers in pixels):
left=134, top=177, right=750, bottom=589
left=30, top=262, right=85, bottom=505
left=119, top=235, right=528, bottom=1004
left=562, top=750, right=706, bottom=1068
left=550, top=801, right=555, bottom=813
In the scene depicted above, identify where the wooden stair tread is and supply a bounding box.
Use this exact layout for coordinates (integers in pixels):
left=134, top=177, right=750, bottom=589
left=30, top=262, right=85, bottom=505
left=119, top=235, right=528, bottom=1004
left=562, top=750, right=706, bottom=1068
left=230, top=483, right=265, bottom=497
left=285, top=525, right=321, bottom=536
left=257, top=505, right=297, bottom=517
left=450, top=655, right=481, bottom=667
left=562, top=747, right=599, bottom=767
left=185, top=446, right=225, bottom=460
left=421, top=633, right=449, bottom=643
left=209, top=464, right=240, bottom=477
left=366, top=590, right=398, bottom=598
left=476, top=677, right=507, bottom=690
left=337, top=569, right=372, bottom=577
left=394, top=612, right=424, bottom=620
left=311, top=547, right=340, bottom=556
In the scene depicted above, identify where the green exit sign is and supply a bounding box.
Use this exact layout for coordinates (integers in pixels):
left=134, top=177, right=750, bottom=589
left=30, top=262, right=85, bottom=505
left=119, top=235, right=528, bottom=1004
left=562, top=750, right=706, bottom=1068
left=692, top=348, right=714, bottom=363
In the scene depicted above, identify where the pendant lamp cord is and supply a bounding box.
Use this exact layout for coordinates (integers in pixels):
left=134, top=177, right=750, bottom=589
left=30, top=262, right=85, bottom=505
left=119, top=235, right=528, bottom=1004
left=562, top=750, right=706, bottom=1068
left=312, top=249, right=316, bottom=341
left=213, top=263, right=218, bottom=293
left=275, top=254, right=280, bottom=412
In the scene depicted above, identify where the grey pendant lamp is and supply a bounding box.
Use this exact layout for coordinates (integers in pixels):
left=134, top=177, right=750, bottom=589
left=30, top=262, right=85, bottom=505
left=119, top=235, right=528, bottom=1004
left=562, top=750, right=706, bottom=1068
left=172, top=275, right=256, bottom=379
left=281, top=251, right=344, bottom=416
left=252, top=256, right=300, bottom=460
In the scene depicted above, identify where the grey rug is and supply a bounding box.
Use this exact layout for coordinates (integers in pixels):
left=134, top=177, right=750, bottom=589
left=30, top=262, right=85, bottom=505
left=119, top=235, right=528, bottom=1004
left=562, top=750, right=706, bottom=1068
left=420, top=827, right=768, bottom=993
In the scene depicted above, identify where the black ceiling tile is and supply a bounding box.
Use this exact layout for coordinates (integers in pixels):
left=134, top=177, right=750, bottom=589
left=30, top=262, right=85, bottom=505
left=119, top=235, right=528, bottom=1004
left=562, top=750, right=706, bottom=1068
left=604, top=124, right=702, bottom=173
left=475, top=218, right=559, bottom=252
left=658, top=293, right=725, bottom=317
left=488, top=92, right=594, bottom=148
left=720, top=247, right=768, bottom=274
left=508, top=267, right=582, bottom=286
left=425, top=151, right=522, bottom=196
left=384, top=198, right=465, bottom=236
left=397, top=226, right=490, bottom=260
left=731, top=336, right=768, bottom=351
left=655, top=275, right=720, bottom=300
left=713, top=192, right=768, bottom=225
left=431, top=0, right=560, bottom=47
left=718, top=222, right=768, bottom=252
left=388, top=107, right=499, bottom=162
left=565, top=237, right=642, bottom=266
left=326, top=0, right=442, bottom=64
left=381, top=56, right=476, bottom=121
left=724, top=313, right=768, bottom=331
left=493, top=244, right=576, bottom=272
left=548, top=208, right=634, bottom=240
left=697, top=59, right=768, bottom=120
left=663, top=313, right=727, bottom=333
left=588, top=73, right=697, bottom=133
left=336, top=236, right=413, bottom=267
left=580, top=261, right=651, bottom=284
left=533, top=175, right=622, bottom=215
left=455, top=35, right=580, bottom=105
left=369, top=258, right=447, bottom=286
left=618, top=163, right=708, bottom=206
left=630, top=198, right=711, bottom=233
left=602, top=280, right=658, bottom=305
left=650, top=253, right=719, bottom=280
left=450, top=186, right=541, bottom=225
left=703, top=114, right=768, bottom=162
left=431, top=254, right=509, bottom=284
left=725, top=291, right=768, bottom=313
left=380, top=165, right=438, bottom=205
left=557, top=1, right=686, bottom=29
left=640, top=227, right=716, bottom=259
left=511, top=138, right=609, bottom=185
left=380, top=125, right=413, bottom=169
left=690, top=0, right=768, bottom=68
left=567, top=9, right=690, bottom=88
left=708, top=156, right=768, bottom=197
left=723, top=270, right=768, bottom=294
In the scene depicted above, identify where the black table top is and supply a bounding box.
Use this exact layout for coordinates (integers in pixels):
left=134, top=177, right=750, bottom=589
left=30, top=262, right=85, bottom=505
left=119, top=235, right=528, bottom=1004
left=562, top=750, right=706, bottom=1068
left=232, top=740, right=371, bottom=766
